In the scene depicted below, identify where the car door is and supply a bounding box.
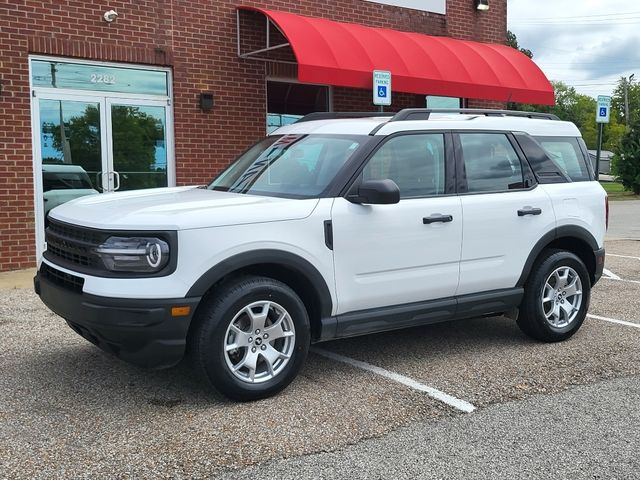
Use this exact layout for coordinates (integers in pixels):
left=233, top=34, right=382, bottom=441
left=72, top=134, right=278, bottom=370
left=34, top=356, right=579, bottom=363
left=331, top=132, right=462, bottom=315
left=454, top=132, right=556, bottom=296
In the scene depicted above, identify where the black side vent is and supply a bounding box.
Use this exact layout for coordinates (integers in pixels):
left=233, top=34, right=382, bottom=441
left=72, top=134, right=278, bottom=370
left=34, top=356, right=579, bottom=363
left=39, top=263, right=85, bottom=293
left=324, top=220, right=333, bottom=250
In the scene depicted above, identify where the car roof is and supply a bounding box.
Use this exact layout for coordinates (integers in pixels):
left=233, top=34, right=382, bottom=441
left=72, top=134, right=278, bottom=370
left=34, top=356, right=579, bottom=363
left=271, top=114, right=581, bottom=138
left=42, top=164, right=88, bottom=173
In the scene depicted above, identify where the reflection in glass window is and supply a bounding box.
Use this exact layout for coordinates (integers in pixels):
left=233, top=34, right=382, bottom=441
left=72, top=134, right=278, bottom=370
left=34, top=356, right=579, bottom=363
left=267, top=113, right=303, bottom=134
left=426, top=95, right=461, bottom=109
left=460, top=133, right=524, bottom=192
left=363, top=134, right=446, bottom=198
left=31, top=60, right=168, bottom=96
left=534, top=136, right=590, bottom=182
left=111, top=105, right=167, bottom=191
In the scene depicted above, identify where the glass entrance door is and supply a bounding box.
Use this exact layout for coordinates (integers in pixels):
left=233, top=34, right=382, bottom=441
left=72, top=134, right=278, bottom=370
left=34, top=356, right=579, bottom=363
left=36, top=98, right=106, bottom=226
left=106, top=100, right=169, bottom=192
left=33, top=95, right=173, bottom=257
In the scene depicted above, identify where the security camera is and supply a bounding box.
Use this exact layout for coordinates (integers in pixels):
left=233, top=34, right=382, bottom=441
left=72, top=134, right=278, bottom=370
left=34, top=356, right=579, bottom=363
left=103, top=10, right=118, bottom=22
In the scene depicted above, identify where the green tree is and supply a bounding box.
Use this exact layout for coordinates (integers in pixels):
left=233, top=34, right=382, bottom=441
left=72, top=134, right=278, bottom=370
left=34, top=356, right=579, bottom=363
left=44, top=105, right=164, bottom=190
left=42, top=105, right=102, bottom=174
left=507, top=30, right=533, bottom=58
left=611, top=76, right=640, bottom=124
left=111, top=106, right=165, bottom=189
left=510, top=81, right=624, bottom=150
left=612, top=113, right=640, bottom=194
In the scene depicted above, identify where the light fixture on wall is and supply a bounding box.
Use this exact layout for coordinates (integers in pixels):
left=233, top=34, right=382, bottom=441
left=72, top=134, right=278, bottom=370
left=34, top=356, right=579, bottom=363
left=476, top=0, right=489, bottom=11
left=103, top=10, right=118, bottom=22
left=200, top=93, right=214, bottom=112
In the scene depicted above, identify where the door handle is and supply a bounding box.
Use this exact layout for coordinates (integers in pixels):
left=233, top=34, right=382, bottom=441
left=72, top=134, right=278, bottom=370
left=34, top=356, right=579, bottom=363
left=112, top=171, right=120, bottom=191
left=518, top=207, right=542, bottom=216
left=423, top=214, right=454, bottom=224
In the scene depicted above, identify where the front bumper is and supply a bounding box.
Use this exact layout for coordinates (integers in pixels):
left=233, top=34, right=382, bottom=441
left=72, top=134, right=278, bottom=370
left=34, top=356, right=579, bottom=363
left=34, top=267, right=201, bottom=369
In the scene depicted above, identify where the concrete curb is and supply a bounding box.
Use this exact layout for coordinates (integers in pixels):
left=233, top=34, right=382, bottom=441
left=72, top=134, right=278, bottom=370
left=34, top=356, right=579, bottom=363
left=0, top=268, right=37, bottom=290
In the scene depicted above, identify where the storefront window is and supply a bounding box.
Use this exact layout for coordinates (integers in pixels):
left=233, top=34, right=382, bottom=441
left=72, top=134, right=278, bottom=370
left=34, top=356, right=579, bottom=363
left=31, top=60, right=168, bottom=96
left=364, top=0, right=445, bottom=15
left=426, top=95, right=461, bottom=109
left=267, top=81, right=330, bottom=133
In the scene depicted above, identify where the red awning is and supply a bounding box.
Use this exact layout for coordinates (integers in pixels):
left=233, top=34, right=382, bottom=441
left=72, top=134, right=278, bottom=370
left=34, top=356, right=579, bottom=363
left=238, top=7, right=554, bottom=105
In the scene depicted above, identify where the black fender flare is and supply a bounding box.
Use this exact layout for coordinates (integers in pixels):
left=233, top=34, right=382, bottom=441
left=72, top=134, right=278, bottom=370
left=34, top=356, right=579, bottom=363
left=516, top=225, right=599, bottom=287
left=185, top=249, right=334, bottom=319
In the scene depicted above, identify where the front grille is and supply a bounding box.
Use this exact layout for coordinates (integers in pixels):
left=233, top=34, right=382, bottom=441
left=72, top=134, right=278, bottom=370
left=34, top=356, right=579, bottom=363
left=44, top=219, right=108, bottom=271
left=40, top=262, right=85, bottom=293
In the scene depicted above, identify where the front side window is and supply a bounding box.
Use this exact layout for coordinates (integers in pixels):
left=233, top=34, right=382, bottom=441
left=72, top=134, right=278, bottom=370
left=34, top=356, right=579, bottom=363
left=460, top=133, right=524, bottom=193
left=534, top=136, right=590, bottom=182
left=362, top=134, right=446, bottom=198
left=209, top=135, right=367, bottom=198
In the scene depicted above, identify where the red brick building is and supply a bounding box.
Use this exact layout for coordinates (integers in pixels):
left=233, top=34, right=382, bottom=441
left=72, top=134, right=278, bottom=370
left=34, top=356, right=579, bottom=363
left=0, top=0, right=551, bottom=271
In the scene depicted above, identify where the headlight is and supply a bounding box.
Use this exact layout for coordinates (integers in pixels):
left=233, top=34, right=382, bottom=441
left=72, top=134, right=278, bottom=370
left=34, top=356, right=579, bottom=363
left=94, top=236, right=170, bottom=273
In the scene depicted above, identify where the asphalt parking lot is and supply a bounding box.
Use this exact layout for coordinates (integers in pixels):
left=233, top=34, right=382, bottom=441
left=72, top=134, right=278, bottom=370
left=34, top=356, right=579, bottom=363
left=1, top=238, right=639, bottom=479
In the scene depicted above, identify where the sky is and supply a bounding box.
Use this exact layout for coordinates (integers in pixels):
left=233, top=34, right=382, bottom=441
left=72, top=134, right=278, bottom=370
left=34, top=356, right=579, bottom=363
left=508, top=0, right=638, bottom=99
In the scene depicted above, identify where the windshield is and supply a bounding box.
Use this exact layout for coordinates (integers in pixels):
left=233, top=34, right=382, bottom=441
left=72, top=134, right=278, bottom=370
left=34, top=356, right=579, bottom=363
left=209, top=134, right=369, bottom=198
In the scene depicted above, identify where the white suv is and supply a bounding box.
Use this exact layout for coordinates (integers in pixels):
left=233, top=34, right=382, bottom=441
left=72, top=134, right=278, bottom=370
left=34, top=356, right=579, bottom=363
left=35, top=109, right=607, bottom=400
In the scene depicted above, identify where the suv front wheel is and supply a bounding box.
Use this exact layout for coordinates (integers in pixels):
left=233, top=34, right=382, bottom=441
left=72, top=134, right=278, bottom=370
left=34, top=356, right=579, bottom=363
left=189, top=276, right=310, bottom=401
left=517, top=249, right=591, bottom=342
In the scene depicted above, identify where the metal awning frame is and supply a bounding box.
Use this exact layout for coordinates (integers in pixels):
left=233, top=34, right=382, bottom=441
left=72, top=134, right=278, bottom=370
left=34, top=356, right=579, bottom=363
left=237, top=11, right=295, bottom=64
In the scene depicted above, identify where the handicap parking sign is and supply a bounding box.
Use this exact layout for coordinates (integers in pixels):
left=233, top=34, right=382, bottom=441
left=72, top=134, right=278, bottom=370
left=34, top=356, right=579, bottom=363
left=373, top=70, right=392, bottom=106
left=596, top=95, right=611, bottom=123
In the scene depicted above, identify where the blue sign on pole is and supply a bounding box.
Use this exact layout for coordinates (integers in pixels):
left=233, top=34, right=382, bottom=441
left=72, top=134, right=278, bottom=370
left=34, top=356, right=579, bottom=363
left=373, top=70, right=392, bottom=106
left=596, top=95, right=611, bottom=124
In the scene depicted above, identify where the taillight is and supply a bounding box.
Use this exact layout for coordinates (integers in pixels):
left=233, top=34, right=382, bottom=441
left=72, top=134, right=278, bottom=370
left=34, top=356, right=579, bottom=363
left=605, top=195, right=609, bottom=230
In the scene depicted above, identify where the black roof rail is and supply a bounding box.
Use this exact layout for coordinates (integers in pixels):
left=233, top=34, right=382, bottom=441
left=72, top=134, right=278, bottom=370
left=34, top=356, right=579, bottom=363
left=295, top=112, right=393, bottom=123
left=390, top=108, right=560, bottom=121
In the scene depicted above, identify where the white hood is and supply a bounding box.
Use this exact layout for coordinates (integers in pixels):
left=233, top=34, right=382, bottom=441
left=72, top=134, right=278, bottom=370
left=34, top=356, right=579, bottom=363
left=49, top=186, right=320, bottom=230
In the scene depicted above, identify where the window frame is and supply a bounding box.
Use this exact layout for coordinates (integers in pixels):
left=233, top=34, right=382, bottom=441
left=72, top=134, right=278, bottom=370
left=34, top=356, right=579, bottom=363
left=452, top=130, right=537, bottom=196
left=341, top=130, right=457, bottom=201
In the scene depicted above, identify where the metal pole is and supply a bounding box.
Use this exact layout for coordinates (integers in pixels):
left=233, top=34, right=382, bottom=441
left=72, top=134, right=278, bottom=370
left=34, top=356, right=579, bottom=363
left=624, top=77, right=630, bottom=125
left=595, top=122, right=603, bottom=181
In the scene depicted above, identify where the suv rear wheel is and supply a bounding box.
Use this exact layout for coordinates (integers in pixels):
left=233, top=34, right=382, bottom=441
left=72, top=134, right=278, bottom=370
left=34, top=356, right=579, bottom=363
left=517, top=249, right=591, bottom=342
left=189, top=276, right=310, bottom=401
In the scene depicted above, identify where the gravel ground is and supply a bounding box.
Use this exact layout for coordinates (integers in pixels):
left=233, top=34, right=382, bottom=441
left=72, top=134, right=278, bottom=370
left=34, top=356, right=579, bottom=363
left=604, top=255, right=640, bottom=282
left=220, top=375, right=640, bottom=480
left=1, top=239, right=638, bottom=478
left=0, top=290, right=448, bottom=479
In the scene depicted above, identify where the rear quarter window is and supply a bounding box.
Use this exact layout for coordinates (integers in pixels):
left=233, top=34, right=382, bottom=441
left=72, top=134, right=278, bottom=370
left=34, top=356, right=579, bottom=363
left=533, top=136, right=591, bottom=182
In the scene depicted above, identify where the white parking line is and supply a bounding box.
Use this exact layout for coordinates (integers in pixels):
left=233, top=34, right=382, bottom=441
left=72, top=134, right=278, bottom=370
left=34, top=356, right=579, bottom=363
left=588, top=314, right=640, bottom=329
left=607, top=253, right=640, bottom=261
left=602, top=268, right=621, bottom=280
left=311, top=347, right=476, bottom=413
left=601, top=276, right=640, bottom=285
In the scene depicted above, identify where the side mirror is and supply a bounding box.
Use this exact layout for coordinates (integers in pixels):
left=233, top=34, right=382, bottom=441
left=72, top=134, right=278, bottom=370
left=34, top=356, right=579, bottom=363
left=349, top=179, right=400, bottom=204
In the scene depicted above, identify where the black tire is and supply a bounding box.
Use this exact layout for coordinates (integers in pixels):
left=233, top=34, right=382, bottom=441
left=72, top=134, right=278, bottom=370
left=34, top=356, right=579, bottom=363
left=189, top=275, right=310, bottom=401
left=517, top=249, right=591, bottom=342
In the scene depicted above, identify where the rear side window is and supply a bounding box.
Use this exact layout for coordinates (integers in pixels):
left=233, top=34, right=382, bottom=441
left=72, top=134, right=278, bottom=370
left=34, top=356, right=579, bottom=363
left=534, top=136, right=590, bottom=182
left=459, top=133, right=524, bottom=193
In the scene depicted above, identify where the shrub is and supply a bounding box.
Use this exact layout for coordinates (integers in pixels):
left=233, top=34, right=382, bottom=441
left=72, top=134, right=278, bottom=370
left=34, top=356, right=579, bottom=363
left=612, top=115, right=640, bottom=194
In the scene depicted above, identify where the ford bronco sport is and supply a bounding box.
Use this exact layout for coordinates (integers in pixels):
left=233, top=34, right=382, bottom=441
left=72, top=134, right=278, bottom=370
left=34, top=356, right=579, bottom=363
left=35, top=108, right=607, bottom=400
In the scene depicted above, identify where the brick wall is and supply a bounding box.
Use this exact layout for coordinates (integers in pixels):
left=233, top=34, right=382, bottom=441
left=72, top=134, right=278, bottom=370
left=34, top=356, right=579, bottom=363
left=0, top=0, right=506, bottom=271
